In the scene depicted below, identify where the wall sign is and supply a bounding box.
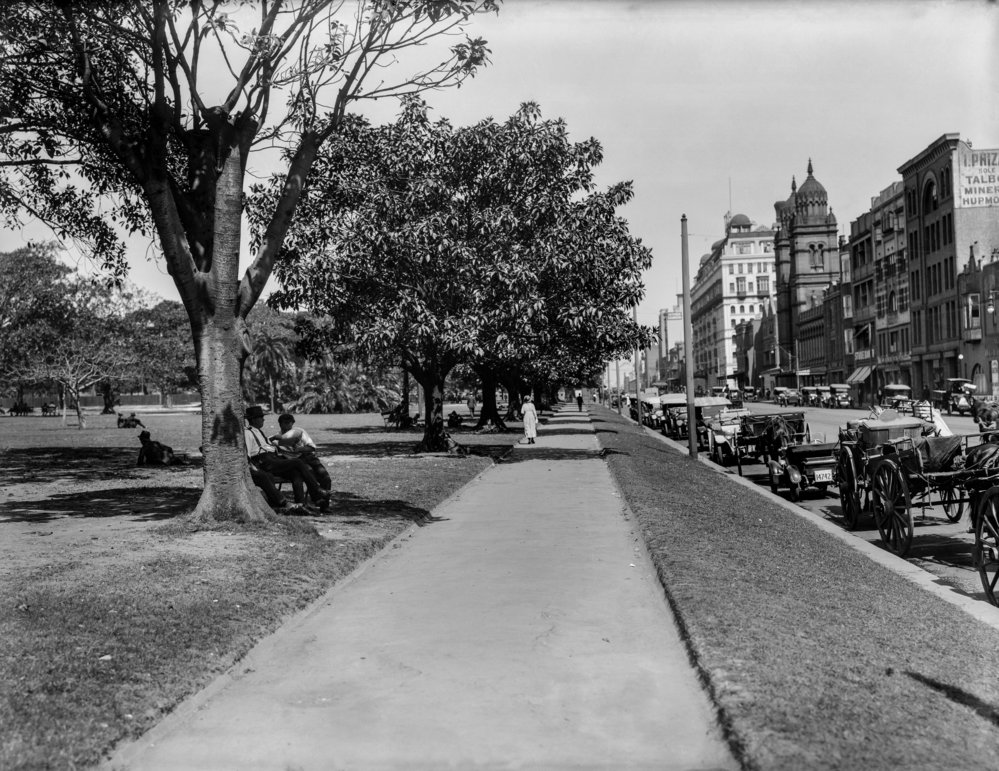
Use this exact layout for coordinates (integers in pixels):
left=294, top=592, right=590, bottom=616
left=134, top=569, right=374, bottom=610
left=957, top=148, right=999, bottom=208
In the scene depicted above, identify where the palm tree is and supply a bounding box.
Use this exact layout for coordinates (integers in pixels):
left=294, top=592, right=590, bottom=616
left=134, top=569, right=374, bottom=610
left=244, top=331, right=293, bottom=413
left=288, top=357, right=400, bottom=414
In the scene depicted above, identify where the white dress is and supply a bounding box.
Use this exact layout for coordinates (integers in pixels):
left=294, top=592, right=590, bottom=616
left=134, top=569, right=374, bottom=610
left=522, top=402, right=538, bottom=439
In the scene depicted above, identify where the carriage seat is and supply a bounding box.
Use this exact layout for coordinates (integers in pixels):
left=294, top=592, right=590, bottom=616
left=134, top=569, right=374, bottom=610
left=907, top=435, right=963, bottom=474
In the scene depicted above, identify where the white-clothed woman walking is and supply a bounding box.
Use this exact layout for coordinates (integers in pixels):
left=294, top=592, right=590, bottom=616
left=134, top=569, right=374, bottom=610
left=521, top=395, right=538, bottom=444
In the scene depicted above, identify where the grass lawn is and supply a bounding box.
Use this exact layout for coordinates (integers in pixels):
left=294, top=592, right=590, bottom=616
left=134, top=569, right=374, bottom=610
left=0, top=407, right=519, bottom=770
left=594, top=408, right=999, bottom=771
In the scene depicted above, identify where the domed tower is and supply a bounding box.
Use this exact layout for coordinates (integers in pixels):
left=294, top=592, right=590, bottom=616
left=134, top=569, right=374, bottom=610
left=774, top=159, right=840, bottom=349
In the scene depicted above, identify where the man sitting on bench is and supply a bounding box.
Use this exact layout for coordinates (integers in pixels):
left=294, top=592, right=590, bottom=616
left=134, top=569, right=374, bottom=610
left=244, top=405, right=330, bottom=513
left=269, top=413, right=332, bottom=494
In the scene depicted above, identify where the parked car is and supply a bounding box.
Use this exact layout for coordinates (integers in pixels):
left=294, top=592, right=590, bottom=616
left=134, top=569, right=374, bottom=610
left=828, top=383, right=852, bottom=408
left=882, top=383, right=913, bottom=414
left=943, top=378, right=976, bottom=416
left=741, top=386, right=757, bottom=402
left=774, top=387, right=802, bottom=407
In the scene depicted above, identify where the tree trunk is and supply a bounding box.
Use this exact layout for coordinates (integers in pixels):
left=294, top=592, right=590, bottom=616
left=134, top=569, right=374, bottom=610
left=473, top=367, right=507, bottom=430
left=414, top=370, right=449, bottom=452
left=71, top=384, right=86, bottom=429
left=269, top=374, right=276, bottom=415
left=99, top=380, right=118, bottom=414
left=188, top=140, right=271, bottom=525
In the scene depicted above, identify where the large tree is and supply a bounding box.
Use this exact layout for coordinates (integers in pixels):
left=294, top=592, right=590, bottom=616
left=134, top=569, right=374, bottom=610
left=0, top=1, right=497, bottom=522
left=0, top=244, right=72, bottom=402
left=20, top=278, right=142, bottom=428
left=262, top=100, right=652, bottom=446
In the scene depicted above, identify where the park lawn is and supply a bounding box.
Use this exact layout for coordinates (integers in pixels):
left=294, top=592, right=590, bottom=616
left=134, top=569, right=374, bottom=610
left=0, top=409, right=518, bottom=770
left=594, top=408, right=999, bottom=771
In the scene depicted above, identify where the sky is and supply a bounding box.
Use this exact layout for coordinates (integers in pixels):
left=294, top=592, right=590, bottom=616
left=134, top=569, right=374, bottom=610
left=3, top=0, right=997, bottom=354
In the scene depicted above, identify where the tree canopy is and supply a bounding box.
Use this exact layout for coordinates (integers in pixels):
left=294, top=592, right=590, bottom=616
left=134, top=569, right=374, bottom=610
left=0, top=0, right=499, bottom=521
left=256, top=99, right=653, bottom=446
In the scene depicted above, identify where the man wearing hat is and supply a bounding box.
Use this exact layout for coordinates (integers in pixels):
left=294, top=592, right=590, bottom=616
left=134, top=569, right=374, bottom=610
left=244, top=405, right=330, bottom=512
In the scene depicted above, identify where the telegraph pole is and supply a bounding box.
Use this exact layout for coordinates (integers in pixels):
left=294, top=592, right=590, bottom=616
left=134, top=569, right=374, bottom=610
left=615, top=359, right=622, bottom=415
left=633, top=305, right=642, bottom=425
left=682, top=215, right=697, bottom=457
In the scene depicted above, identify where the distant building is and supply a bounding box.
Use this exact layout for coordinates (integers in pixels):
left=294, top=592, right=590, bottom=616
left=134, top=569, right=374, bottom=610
left=900, top=133, right=999, bottom=395
left=773, top=160, right=840, bottom=388
left=690, top=212, right=777, bottom=390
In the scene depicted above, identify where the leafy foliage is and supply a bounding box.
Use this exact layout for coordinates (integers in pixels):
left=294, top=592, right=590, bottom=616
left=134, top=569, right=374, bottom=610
left=257, top=99, right=653, bottom=417
left=0, top=1, right=499, bottom=518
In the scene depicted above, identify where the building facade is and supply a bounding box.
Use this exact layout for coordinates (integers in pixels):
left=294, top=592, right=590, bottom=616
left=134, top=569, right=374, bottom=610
left=773, top=160, right=840, bottom=388
left=690, top=213, right=777, bottom=391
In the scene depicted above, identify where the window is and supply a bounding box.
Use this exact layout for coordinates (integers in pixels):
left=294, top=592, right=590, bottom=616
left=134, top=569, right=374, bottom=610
left=729, top=283, right=735, bottom=292
left=843, top=294, right=853, bottom=318
left=923, top=178, right=938, bottom=213
left=888, top=291, right=897, bottom=313
left=729, top=265, right=734, bottom=274
left=757, top=276, right=770, bottom=294
left=736, top=277, right=746, bottom=295
left=735, top=243, right=752, bottom=255
left=739, top=305, right=745, bottom=313
left=762, top=242, right=774, bottom=253
left=749, top=304, right=755, bottom=313
left=747, top=262, right=753, bottom=273
left=738, top=262, right=744, bottom=273
left=809, top=245, right=825, bottom=270
left=967, top=293, right=982, bottom=330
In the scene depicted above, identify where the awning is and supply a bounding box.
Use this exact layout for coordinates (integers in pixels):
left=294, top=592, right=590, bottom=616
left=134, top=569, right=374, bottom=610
left=846, top=365, right=873, bottom=384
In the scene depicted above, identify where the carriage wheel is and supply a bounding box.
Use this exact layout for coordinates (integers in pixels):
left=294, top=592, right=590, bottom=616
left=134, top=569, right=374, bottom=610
left=837, top=448, right=862, bottom=530
left=769, top=467, right=779, bottom=495
left=790, top=482, right=801, bottom=502
left=974, top=487, right=999, bottom=605
left=939, top=485, right=965, bottom=523
left=872, top=460, right=913, bottom=556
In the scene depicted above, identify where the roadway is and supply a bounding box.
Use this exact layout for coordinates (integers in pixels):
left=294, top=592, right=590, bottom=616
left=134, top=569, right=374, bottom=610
left=711, top=401, right=990, bottom=606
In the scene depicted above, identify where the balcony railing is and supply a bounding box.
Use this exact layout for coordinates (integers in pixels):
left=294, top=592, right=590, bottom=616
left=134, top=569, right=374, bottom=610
left=963, top=326, right=983, bottom=342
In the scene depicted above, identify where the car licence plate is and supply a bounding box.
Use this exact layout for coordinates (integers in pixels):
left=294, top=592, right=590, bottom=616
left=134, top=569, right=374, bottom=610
left=814, top=469, right=833, bottom=483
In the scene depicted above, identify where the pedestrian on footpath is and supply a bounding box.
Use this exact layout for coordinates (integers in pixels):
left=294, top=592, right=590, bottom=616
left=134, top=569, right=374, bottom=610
left=575, top=388, right=583, bottom=412
left=466, top=391, right=477, bottom=417
left=521, top=395, right=538, bottom=444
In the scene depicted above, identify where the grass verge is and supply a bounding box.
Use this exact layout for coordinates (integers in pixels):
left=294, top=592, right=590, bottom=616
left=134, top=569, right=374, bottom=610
left=593, top=408, right=999, bottom=771
left=1, top=419, right=516, bottom=770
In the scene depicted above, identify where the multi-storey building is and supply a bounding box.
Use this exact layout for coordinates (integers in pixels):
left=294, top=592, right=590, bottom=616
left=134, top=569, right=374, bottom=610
left=871, top=181, right=911, bottom=389
left=900, top=133, right=999, bottom=395
left=847, top=211, right=877, bottom=404
left=690, top=213, right=777, bottom=390
left=773, top=160, right=840, bottom=388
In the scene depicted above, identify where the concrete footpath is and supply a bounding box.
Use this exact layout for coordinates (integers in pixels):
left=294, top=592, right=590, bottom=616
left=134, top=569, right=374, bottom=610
left=108, top=406, right=737, bottom=771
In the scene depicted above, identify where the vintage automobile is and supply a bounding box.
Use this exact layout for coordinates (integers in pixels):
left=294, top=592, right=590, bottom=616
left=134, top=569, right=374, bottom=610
left=943, top=378, right=976, bottom=416
left=741, top=386, right=757, bottom=402
left=774, top=387, right=802, bottom=407
left=800, top=386, right=820, bottom=407
left=660, top=393, right=690, bottom=440
left=828, top=383, right=852, bottom=408
left=882, top=383, right=913, bottom=415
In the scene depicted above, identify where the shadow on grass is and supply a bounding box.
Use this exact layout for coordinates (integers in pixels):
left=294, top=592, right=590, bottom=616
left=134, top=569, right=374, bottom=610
left=906, top=671, right=999, bottom=727
left=315, top=440, right=514, bottom=460
left=498, top=447, right=630, bottom=463
left=329, top=492, right=446, bottom=526
left=536, top=427, right=596, bottom=437
left=0, top=486, right=200, bottom=524
left=0, top=447, right=201, bottom=485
